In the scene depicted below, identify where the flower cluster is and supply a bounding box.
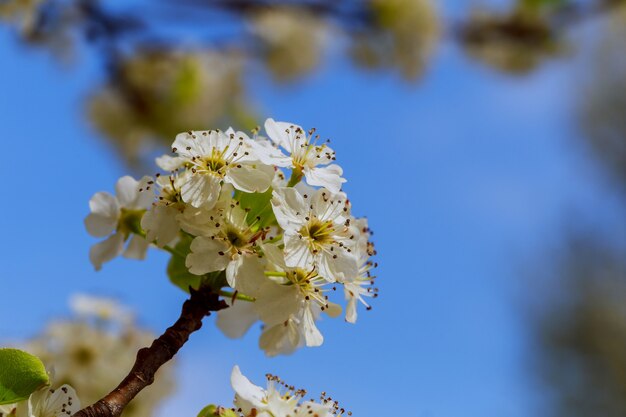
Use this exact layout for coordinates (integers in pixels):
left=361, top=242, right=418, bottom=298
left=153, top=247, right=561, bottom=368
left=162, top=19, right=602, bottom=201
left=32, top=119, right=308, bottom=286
left=85, top=118, right=378, bottom=356
left=203, top=366, right=351, bottom=417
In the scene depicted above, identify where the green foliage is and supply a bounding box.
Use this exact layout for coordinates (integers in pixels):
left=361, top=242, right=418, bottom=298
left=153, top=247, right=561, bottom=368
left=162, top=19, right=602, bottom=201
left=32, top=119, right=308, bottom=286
left=0, top=348, right=49, bottom=405
left=234, top=188, right=276, bottom=230
left=197, top=404, right=238, bottom=417
left=167, top=235, right=228, bottom=292
left=167, top=235, right=203, bottom=293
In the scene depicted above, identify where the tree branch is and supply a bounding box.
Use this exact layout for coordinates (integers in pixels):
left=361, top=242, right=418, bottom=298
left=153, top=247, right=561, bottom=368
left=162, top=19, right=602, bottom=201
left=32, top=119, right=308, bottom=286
left=72, top=287, right=227, bottom=417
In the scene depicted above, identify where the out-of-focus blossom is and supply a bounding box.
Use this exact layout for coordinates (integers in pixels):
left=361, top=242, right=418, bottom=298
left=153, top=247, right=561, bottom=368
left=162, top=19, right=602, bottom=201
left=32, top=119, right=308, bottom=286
left=460, top=7, right=565, bottom=74
left=249, top=7, right=328, bottom=81
left=350, top=0, right=440, bottom=80
left=88, top=50, right=251, bottom=166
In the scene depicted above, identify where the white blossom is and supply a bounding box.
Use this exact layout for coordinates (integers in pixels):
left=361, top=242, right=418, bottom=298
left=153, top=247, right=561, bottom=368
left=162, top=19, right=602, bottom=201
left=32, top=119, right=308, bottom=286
left=230, top=366, right=344, bottom=417
left=69, top=294, right=133, bottom=325
left=253, top=119, right=346, bottom=192
left=271, top=187, right=358, bottom=282
left=185, top=203, right=267, bottom=289
left=84, top=175, right=154, bottom=270
left=217, top=243, right=341, bottom=356
left=140, top=172, right=188, bottom=248
left=166, top=129, right=274, bottom=209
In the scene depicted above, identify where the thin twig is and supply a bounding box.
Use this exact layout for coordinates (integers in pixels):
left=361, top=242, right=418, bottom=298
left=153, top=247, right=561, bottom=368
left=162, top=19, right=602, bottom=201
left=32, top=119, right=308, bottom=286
left=72, top=287, right=227, bottom=417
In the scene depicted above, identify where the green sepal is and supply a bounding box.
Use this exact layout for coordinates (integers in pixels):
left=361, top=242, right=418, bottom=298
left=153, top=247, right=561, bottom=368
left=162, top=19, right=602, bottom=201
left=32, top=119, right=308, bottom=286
left=0, top=348, right=49, bottom=405
left=234, top=188, right=276, bottom=230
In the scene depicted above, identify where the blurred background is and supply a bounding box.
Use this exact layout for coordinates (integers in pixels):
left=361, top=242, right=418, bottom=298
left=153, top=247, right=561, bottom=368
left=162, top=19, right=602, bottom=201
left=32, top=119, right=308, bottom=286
left=0, top=0, right=625, bottom=416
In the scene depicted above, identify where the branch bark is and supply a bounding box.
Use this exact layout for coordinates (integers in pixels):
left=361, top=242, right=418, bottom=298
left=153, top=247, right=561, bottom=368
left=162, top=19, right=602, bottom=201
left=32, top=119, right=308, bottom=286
left=72, top=287, right=227, bottom=417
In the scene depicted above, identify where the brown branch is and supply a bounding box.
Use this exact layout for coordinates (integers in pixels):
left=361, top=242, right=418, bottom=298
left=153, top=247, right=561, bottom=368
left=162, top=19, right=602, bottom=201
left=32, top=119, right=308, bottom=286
left=72, top=287, right=227, bottom=417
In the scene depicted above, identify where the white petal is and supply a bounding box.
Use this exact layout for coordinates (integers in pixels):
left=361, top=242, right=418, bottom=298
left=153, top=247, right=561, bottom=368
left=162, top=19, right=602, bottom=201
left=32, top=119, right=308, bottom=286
left=123, top=234, right=150, bottom=260
left=232, top=256, right=267, bottom=296
left=301, top=306, right=323, bottom=347
left=141, top=205, right=179, bottom=247
left=85, top=192, right=119, bottom=237
left=88, top=191, right=119, bottom=218
left=271, top=187, right=307, bottom=230
left=115, top=176, right=140, bottom=207
left=248, top=137, right=292, bottom=167
left=226, top=162, right=274, bottom=193
left=344, top=289, right=358, bottom=324
left=265, top=118, right=301, bottom=152
left=172, top=130, right=215, bottom=159
left=38, top=385, right=81, bottom=416
left=324, top=301, right=342, bottom=318
left=316, top=250, right=357, bottom=282
left=259, top=319, right=301, bottom=357
left=262, top=242, right=287, bottom=271
left=89, top=232, right=125, bottom=270
left=216, top=299, right=259, bottom=339
left=186, top=236, right=229, bottom=275
left=181, top=174, right=221, bottom=209
left=156, top=154, right=185, bottom=171
left=134, top=176, right=156, bottom=209
left=294, top=402, right=334, bottom=417
left=304, top=165, right=346, bottom=194
left=231, top=366, right=266, bottom=412
left=225, top=256, right=243, bottom=288
left=283, top=233, right=314, bottom=269
left=254, top=282, right=301, bottom=326
left=84, top=212, right=117, bottom=238
left=310, top=187, right=348, bottom=222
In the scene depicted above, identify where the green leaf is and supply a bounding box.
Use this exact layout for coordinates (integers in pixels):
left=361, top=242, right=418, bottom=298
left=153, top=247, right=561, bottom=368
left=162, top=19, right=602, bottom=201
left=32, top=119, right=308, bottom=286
left=197, top=405, right=238, bottom=417
left=234, top=188, right=276, bottom=230
left=197, top=405, right=218, bottom=417
left=167, top=235, right=203, bottom=293
left=0, top=348, right=49, bottom=405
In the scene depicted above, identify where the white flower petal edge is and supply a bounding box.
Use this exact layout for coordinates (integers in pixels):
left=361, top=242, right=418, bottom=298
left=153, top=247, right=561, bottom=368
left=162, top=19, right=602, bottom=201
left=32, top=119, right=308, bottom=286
left=230, top=367, right=341, bottom=417
left=231, top=366, right=266, bottom=414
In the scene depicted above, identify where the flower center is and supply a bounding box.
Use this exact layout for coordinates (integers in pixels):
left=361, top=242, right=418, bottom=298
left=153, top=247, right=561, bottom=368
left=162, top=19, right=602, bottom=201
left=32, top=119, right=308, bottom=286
left=202, top=151, right=227, bottom=174
left=225, top=227, right=246, bottom=248
left=302, top=218, right=334, bottom=249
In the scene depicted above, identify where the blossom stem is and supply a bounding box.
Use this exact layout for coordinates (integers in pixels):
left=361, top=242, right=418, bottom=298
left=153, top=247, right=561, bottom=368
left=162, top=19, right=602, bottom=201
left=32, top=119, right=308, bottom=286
left=264, top=271, right=287, bottom=277
left=287, top=168, right=303, bottom=187
left=218, top=290, right=256, bottom=302
left=71, top=287, right=227, bottom=417
left=163, top=244, right=186, bottom=259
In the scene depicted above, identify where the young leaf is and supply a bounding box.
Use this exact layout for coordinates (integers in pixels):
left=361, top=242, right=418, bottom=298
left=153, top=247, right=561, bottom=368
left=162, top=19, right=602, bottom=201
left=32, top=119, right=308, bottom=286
left=234, top=188, right=276, bottom=229
left=167, top=235, right=203, bottom=293
left=0, top=348, right=49, bottom=405
left=197, top=404, right=238, bottom=417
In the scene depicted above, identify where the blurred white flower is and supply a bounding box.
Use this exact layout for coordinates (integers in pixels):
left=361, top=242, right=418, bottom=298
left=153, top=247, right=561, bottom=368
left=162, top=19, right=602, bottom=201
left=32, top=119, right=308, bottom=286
left=69, top=294, right=133, bottom=325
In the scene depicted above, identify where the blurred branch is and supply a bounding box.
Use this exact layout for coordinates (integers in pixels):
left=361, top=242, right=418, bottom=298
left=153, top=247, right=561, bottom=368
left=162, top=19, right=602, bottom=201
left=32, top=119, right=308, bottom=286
left=72, top=287, right=227, bottom=417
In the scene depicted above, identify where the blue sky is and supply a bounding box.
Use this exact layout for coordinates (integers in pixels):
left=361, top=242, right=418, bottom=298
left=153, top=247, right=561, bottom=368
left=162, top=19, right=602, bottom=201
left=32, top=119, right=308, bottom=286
left=1, top=7, right=625, bottom=417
